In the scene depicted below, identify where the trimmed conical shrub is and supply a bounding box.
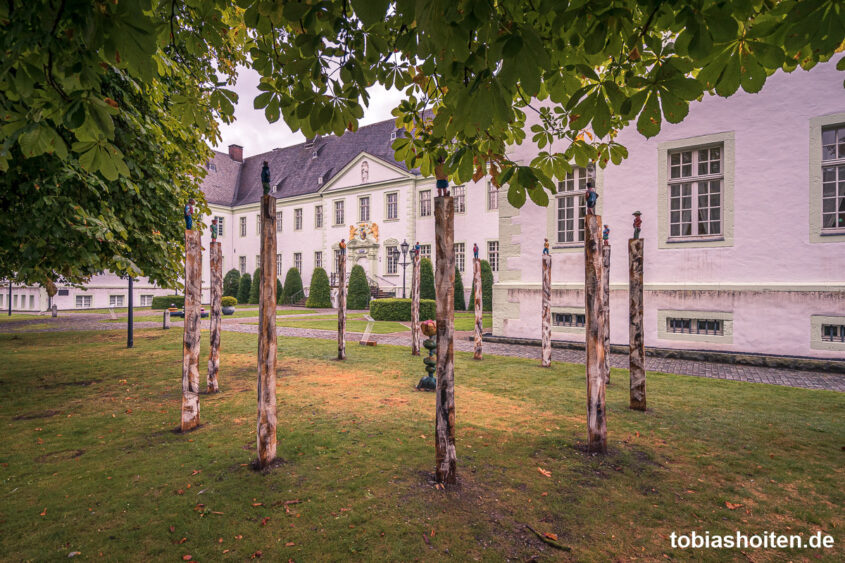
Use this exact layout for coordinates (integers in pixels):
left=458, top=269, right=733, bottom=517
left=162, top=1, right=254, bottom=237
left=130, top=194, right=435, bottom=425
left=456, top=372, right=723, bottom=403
left=453, top=267, right=466, bottom=311
left=249, top=268, right=261, bottom=304
left=306, top=267, right=332, bottom=308
left=237, top=273, right=251, bottom=305
left=347, top=264, right=371, bottom=310
left=420, top=257, right=435, bottom=300
left=281, top=267, right=303, bottom=304
left=276, top=278, right=283, bottom=304
left=223, top=268, right=241, bottom=298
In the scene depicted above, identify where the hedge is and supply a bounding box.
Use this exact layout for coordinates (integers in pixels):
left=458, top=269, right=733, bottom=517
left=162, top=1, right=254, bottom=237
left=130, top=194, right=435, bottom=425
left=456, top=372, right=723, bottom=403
left=306, top=267, right=332, bottom=308
left=347, top=264, right=371, bottom=310
left=454, top=267, right=466, bottom=310
left=282, top=267, right=303, bottom=303
left=370, top=298, right=435, bottom=321
left=419, top=257, right=435, bottom=300
left=275, top=278, right=283, bottom=304
left=151, top=295, right=184, bottom=309
left=221, top=296, right=238, bottom=307
left=223, top=269, right=241, bottom=298
left=237, top=273, right=251, bottom=304
left=248, top=268, right=261, bottom=304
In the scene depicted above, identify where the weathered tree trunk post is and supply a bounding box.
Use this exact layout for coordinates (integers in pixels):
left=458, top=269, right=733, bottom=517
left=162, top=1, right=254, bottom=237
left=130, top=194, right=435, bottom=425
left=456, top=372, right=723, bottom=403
left=337, top=252, right=347, bottom=360
left=207, top=241, right=222, bottom=392
left=411, top=253, right=421, bottom=356
left=602, top=244, right=611, bottom=384
left=541, top=254, right=552, bottom=367
left=163, top=309, right=171, bottom=329
left=434, top=195, right=457, bottom=484
left=629, top=238, right=646, bottom=411
left=256, top=194, right=278, bottom=467
left=181, top=229, right=202, bottom=432
left=584, top=214, right=608, bottom=453
left=472, top=258, right=483, bottom=360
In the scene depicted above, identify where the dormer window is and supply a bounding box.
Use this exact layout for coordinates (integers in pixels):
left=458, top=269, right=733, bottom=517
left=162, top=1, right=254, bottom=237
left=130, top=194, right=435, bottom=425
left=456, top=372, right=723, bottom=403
left=271, top=183, right=277, bottom=194
left=312, top=150, right=318, bottom=160
left=206, top=161, right=217, bottom=172
left=390, top=130, right=398, bottom=141
left=317, top=175, right=324, bottom=185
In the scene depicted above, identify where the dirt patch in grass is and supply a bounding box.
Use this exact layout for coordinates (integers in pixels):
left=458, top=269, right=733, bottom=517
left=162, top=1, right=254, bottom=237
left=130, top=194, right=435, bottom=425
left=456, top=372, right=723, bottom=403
left=13, top=409, right=61, bottom=420
left=35, top=449, right=85, bottom=463
left=40, top=379, right=101, bottom=389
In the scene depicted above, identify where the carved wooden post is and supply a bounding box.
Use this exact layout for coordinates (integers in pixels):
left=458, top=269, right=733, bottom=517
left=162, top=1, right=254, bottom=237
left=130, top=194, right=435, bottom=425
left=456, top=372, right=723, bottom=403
left=411, top=253, right=421, bottom=356
left=629, top=238, right=646, bottom=411
left=602, top=244, right=611, bottom=384
left=541, top=254, right=552, bottom=367
left=181, top=229, right=202, bottom=432
left=163, top=309, right=171, bottom=329
left=207, top=241, right=222, bottom=393
left=584, top=214, right=607, bottom=453
left=337, top=252, right=347, bottom=360
left=434, top=195, right=457, bottom=484
left=256, top=194, right=278, bottom=467
left=472, top=258, right=483, bottom=360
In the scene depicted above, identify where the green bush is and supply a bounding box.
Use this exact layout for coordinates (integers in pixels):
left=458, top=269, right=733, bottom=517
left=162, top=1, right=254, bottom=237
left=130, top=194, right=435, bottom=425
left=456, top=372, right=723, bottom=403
left=276, top=278, right=283, bottom=305
left=223, top=269, right=241, bottom=298
left=306, top=267, right=332, bottom=308
left=454, top=267, right=466, bottom=310
left=420, top=257, right=435, bottom=300
left=467, top=259, right=493, bottom=312
left=151, top=295, right=184, bottom=309
left=370, top=298, right=435, bottom=321
left=221, top=296, right=238, bottom=307
left=347, top=264, right=371, bottom=310
left=282, top=268, right=303, bottom=304
left=237, top=273, right=251, bottom=304
left=249, top=268, right=261, bottom=304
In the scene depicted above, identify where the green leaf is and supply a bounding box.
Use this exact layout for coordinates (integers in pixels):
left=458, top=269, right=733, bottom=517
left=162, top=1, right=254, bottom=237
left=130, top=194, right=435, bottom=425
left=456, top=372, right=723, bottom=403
left=740, top=53, right=766, bottom=93
left=715, top=51, right=741, bottom=97
left=659, top=90, right=689, bottom=124
left=636, top=92, right=662, bottom=138
left=352, top=0, right=389, bottom=27
left=507, top=184, right=526, bottom=208
left=592, top=94, right=611, bottom=138
left=527, top=186, right=549, bottom=207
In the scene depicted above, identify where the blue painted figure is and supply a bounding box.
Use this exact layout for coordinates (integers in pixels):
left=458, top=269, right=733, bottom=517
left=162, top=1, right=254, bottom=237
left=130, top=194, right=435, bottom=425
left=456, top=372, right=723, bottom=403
left=261, top=161, right=271, bottom=195
left=414, top=241, right=421, bottom=257
left=184, top=198, right=195, bottom=230
left=473, top=243, right=479, bottom=260
left=602, top=224, right=610, bottom=246
left=632, top=211, right=642, bottom=239
left=211, top=217, right=218, bottom=241
left=543, top=238, right=550, bottom=255
left=585, top=181, right=598, bottom=215
left=339, top=238, right=346, bottom=254
left=436, top=178, right=449, bottom=197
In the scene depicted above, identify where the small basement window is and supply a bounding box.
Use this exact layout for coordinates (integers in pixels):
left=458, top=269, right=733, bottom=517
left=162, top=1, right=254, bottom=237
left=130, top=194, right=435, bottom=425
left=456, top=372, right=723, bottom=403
left=667, top=317, right=723, bottom=336
left=553, top=312, right=585, bottom=328
left=58, top=289, right=69, bottom=296
left=821, top=323, right=845, bottom=343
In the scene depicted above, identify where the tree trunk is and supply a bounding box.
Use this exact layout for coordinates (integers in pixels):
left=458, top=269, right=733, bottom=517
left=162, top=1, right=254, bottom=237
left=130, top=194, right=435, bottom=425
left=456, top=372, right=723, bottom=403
left=411, top=253, right=421, bottom=356
left=337, top=252, right=347, bottom=360
left=181, top=229, right=202, bottom=432
left=207, top=241, right=222, bottom=393
left=473, top=258, right=483, bottom=360
left=256, top=195, right=278, bottom=468
left=602, top=244, right=611, bottom=384
left=541, top=254, right=552, bottom=367
left=629, top=238, right=646, bottom=411
left=434, top=196, right=457, bottom=484
left=584, top=214, right=607, bottom=453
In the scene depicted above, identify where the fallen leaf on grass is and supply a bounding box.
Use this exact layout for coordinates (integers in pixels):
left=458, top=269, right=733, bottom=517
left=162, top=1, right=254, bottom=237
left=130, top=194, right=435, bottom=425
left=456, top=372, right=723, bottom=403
left=285, top=542, right=295, bottom=547
left=234, top=535, right=243, bottom=540
left=260, top=517, right=270, bottom=526
left=725, top=502, right=743, bottom=510
left=250, top=550, right=262, bottom=558
left=252, top=503, right=264, bottom=507
left=537, top=467, right=551, bottom=478
left=68, top=552, right=81, bottom=558
left=169, top=526, right=175, bottom=533
left=182, top=555, right=192, bottom=561
left=40, top=508, right=47, bottom=516
left=176, top=489, right=184, bottom=495
left=544, top=532, right=558, bottom=541
left=178, top=537, right=187, bottom=544
left=422, top=533, right=430, bottom=546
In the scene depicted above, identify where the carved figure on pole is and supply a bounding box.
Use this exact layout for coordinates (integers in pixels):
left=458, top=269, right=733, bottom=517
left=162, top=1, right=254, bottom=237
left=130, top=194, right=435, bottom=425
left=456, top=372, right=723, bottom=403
left=632, top=211, right=642, bottom=239
left=585, top=181, right=598, bottom=215
left=339, top=238, right=346, bottom=254
left=541, top=253, right=552, bottom=367
left=261, top=161, right=271, bottom=195
left=603, top=224, right=610, bottom=246
left=417, top=319, right=437, bottom=390
left=543, top=238, right=550, bottom=255
left=414, top=241, right=421, bottom=257
left=473, top=243, right=479, bottom=260
left=211, top=217, right=218, bottom=241
left=184, top=198, right=196, bottom=230
left=411, top=249, right=421, bottom=356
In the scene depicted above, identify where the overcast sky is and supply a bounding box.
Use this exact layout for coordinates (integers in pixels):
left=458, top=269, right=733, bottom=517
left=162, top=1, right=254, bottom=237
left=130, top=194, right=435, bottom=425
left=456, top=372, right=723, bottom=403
left=212, top=67, right=405, bottom=158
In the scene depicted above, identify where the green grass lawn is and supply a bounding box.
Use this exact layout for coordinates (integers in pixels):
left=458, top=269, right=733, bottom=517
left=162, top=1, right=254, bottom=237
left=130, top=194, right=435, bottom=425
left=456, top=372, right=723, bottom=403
left=454, top=312, right=492, bottom=331
left=0, top=313, right=47, bottom=322
left=0, top=330, right=842, bottom=561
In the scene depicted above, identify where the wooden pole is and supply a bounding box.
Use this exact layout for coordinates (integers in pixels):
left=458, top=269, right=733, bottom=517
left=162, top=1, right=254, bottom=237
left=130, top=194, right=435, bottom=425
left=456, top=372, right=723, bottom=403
left=207, top=241, right=222, bottom=392
left=434, top=195, right=457, bottom=484
left=584, top=214, right=608, bottom=453
left=629, top=238, right=646, bottom=411
left=411, top=253, right=421, bottom=356
left=541, top=254, right=552, bottom=367
left=181, top=229, right=202, bottom=432
left=602, top=244, right=611, bottom=384
left=257, top=194, right=278, bottom=467
left=472, top=258, right=483, bottom=360
left=337, top=252, right=347, bottom=360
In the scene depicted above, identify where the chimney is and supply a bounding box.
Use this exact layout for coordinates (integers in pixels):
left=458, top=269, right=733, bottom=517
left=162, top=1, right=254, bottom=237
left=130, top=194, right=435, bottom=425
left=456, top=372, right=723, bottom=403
left=228, top=144, right=243, bottom=162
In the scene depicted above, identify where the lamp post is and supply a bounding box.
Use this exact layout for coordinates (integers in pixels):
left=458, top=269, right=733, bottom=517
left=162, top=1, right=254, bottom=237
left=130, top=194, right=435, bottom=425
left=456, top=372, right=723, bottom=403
left=399, top=239, right=410, bottom=299
left=127, top=276, right=134, bottom=348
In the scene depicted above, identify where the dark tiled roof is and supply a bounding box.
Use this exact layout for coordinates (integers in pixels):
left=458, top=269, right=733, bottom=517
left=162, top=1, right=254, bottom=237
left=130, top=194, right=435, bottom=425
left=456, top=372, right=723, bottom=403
left=202, top=118, right=416, bottom=208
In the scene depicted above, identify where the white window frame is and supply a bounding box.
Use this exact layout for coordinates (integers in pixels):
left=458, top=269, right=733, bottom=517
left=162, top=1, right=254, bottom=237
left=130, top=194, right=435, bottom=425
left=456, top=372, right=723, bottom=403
left=276, top=253, right=282, bottom=277
left=140, top=295, right=153, bottom=307
left=419, top=189, right=432, bottom=217
left=487, top=240, right=499, bottom=272
left=239, top=256, right=246, bottom=274
left=487, top=182, right=498, bottom=211
left=419, top=244, right=432, bottom=260
left=109, top=295, right=124, bottom=308
left=667, top=145, right=724, bottom=239
left=453, top=185, right=466, bottom=214
left=334, top=200, right=345, bottom=226
left=294, top=252, right=302, bottom=272
left=359, top=196, right=370, bottom=222
left=239, top=216, right=247, bottom=237
left=315, top=251, right=323, bottom=269
left=386, top=192, right=398, bottom=220
left=214, top=216, right=224, bottom=237
left=386, top=245, right=399, bottom=274
left=276, top=211, right=282, bottom=232
left=294, top=208, right=303, bottom=231
left=314, top=205, right=324, bottom=229
left=810, top=315, right=845, bottom=351
left=657, top=309, right=733, bottom=344
left=454, top=242, right=465, bottom=273
left=76, top=295, right=92, bottom=308
left=555, top=167, right=594, bottom=244
left=820, top=123, right=845, bottom=233
left=256, top=214, right=261, bottom=235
